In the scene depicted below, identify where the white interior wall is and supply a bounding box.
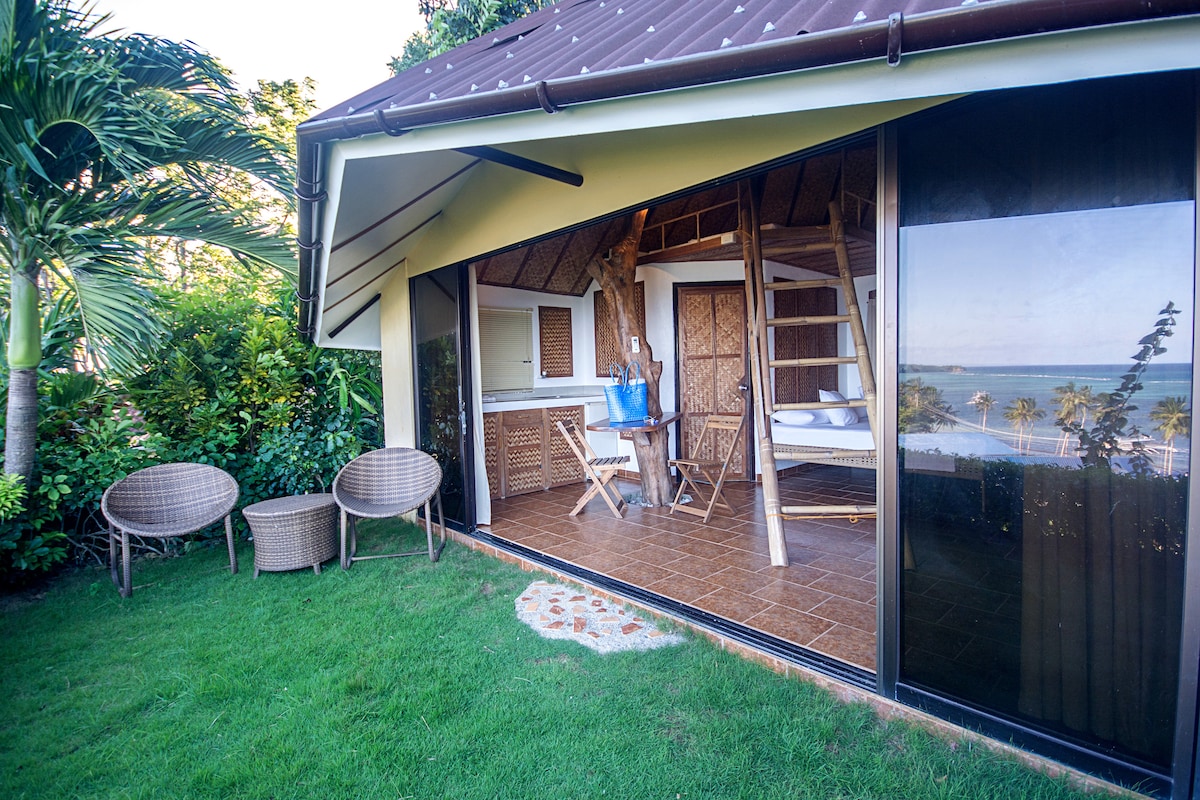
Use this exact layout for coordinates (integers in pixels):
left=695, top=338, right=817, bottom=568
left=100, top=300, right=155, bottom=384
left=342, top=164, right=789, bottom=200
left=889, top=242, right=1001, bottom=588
left=472, top=258, right=876, bottom=493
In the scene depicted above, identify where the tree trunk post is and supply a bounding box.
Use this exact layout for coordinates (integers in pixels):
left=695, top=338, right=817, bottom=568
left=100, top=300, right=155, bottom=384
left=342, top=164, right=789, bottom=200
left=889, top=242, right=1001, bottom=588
left=5, top=268, right=41, bottom=480
left=586, top=210, right=674, bottom=506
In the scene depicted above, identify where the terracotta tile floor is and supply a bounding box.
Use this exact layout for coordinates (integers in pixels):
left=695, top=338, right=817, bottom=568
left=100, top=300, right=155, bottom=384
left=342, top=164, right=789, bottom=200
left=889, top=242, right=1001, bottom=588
left=483, top=466, right=878, bottom=671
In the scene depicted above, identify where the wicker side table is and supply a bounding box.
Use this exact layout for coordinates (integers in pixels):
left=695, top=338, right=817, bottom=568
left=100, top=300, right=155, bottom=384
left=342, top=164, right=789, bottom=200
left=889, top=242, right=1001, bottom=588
left=242, top=494, right=338, bottom=578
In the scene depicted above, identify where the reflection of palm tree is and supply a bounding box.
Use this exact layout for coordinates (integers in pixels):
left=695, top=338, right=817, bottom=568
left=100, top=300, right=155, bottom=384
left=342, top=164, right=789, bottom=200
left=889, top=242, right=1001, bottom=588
left=968, top=391, right=996, bottom=431
left=1150, top=396, right=1191, bottom=474
left=1004, top=397, right=1046, bottom=454
left=899, top=378, right=955, bottom=433
left=1053, top=382, right=1094, bottom=456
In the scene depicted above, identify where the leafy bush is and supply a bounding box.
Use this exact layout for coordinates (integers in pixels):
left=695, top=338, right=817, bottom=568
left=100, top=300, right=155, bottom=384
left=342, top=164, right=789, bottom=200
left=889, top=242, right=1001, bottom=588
left=0, top=284, right=381, bottom=583
left=125, top=286, right=382, bottom=507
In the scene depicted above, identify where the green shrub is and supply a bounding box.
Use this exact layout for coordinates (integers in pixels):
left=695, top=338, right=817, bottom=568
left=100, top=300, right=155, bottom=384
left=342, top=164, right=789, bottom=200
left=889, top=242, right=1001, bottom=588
left=0, top=285, right=381, bottom=583
left=126, top=286, right=382, bottom=507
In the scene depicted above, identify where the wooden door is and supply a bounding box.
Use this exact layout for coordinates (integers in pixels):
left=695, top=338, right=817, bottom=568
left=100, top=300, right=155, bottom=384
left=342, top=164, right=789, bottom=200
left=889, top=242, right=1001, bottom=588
left=676, top=284, right=752, bottom=480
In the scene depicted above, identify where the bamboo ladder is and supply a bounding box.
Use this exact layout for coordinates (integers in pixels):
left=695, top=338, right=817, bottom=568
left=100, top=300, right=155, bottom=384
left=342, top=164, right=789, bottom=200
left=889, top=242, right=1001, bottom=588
left=741, top=187, right=877, bottom=567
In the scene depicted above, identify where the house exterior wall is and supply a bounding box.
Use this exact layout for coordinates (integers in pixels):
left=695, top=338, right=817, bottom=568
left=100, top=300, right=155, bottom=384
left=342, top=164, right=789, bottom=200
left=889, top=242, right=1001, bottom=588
left=366, top=59, right=1197, bottom=800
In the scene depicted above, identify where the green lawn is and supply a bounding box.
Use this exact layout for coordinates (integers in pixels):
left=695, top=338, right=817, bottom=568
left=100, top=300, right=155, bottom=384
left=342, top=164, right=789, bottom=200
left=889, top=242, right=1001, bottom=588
left=0, top=521, right=1094, bottom=800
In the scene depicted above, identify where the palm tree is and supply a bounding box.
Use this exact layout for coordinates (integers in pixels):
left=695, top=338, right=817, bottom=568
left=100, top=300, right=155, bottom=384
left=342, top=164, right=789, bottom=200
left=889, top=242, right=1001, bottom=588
left=1004, top=397, right=1046, bottom=454
left=1150, top=396, right=1191, bottom=474
left=1, top=0, right=295, bottom=482
left=1052, top=382, right=1093, bottom=456
left=968, top=391, right=996, bottom=431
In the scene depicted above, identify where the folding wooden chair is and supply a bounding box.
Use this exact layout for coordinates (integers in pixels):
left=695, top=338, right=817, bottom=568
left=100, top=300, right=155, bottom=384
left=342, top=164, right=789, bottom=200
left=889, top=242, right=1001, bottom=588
left=555, top=419, right=630, bottom=519
left=669, top=414, right=747, bottom=524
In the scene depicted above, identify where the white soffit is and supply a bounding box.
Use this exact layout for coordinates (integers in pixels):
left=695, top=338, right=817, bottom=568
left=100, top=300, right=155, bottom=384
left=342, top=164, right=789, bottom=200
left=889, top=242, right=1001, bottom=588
left=313, top=16, right=1200, bottom=349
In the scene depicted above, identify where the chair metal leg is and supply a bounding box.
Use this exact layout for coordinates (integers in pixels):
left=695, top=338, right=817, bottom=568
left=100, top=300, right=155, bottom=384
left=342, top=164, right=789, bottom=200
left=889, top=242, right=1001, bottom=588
left=425, top=493, right=448, bottom=562
left=340, top=509, right=352, bottom=570
left=109, top=527, right=131, bottom=598
left=224, top=514, right=238, bottom=575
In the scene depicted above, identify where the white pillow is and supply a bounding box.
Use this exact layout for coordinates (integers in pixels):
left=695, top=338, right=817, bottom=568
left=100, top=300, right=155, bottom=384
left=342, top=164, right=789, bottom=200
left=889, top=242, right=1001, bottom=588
left=827, top=407, right=858, bottom=426
left=857, top=405, right=870, bottom=421
left=819, top=389, right=847, bottom=404
left=772, top=409, right=826, bottom=425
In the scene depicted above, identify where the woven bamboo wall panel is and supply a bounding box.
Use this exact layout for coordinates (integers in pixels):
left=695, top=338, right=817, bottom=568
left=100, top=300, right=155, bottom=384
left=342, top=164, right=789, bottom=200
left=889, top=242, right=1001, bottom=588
left=773, top=286, right=837, bottom=405
left=483, top=413, right=500, bottom=499
left=549, top=458, right=584, bottom=486
left=714, top=292, right=745, bottom=356
left=548, top=406, right=585, bottom=483
left=504, top=425, right=542, bottom=449
left=593, top=282, right=646, bottom=376
left=684, top=360, right=715, bottom=414
left=506, top=466, right=544, bottom=495
left=682, top=415, right=709, bottom=459
left=546, top=405, right=583, bottom=428
left=716, top=359, right=745, bottom=412
left=538, top=306, right=573, bottom=378
left=682, top=294, right=715, bottom=358
left=506, top=448, right=542, bottom=471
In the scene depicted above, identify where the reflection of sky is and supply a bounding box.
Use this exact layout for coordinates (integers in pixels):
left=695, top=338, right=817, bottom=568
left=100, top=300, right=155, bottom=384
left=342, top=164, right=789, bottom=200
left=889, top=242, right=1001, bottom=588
left=900, top=202, right=1195, bottom=366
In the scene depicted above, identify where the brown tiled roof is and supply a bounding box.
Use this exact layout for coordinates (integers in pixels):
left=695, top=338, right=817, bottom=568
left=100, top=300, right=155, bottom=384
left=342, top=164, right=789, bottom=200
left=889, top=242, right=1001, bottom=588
left=313, top=0, right=975, bottom=120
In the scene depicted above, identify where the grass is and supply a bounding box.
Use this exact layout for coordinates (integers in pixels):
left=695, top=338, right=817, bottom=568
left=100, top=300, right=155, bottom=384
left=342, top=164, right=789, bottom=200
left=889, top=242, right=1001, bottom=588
left=0, top=521, right=1095, bottom=800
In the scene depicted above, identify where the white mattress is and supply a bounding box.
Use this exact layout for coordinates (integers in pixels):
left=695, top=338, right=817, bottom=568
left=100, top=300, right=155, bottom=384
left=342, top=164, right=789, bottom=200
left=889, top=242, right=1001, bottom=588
left=771, top=420, right=876, bottom=450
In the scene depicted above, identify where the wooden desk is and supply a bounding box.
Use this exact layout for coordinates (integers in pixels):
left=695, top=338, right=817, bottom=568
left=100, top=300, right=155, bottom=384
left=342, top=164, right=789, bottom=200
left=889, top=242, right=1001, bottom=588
left=586, top=412, right=682, bottom=503
left=586, top=411, right=683, bottom=434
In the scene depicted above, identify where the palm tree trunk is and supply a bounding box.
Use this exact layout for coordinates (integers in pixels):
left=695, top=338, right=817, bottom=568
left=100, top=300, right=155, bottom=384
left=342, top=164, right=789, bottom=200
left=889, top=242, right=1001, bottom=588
left=5, top=270, right=41, bottom=481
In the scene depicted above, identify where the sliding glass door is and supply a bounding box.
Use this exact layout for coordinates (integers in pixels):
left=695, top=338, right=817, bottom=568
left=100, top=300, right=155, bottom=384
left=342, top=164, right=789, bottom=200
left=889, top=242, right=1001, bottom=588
left=412, top=263, right=474, bottom=530
left=894, top=73, right=1196, bottom=788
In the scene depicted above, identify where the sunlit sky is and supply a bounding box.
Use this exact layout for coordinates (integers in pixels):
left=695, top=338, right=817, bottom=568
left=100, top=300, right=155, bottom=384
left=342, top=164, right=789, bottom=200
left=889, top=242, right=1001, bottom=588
left=100, top=0, right=423, bottom=113
left=899, top=202, right=1196, bottom=366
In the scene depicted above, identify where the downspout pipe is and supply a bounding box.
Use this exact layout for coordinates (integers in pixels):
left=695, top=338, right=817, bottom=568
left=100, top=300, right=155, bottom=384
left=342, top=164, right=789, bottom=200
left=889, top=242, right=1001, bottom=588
left=295, top=0, right=1200, bottom=341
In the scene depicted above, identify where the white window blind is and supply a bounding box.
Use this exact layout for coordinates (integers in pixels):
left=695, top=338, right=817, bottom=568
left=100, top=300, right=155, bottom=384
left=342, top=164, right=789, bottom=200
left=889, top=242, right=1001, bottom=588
left=479, top=308, right=534, bottom=392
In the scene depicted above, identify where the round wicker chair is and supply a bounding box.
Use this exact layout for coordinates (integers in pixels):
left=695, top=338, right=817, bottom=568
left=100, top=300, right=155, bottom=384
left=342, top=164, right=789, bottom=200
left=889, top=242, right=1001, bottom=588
left=102, top=463, right=240, bottom=597
left=332, top=448, right=447, bottom=570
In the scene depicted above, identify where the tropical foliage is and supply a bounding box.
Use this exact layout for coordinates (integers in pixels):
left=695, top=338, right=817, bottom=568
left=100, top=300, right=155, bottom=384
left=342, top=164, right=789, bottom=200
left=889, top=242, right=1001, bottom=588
left=967, top=390, right=995, bottom=431
left=898, top=378, right=954, bottom=433
left=0, top=6, right=383, bottom=583
left=389, top=0, right=554, bottom=73
left=2, top=279, right=382, bottom=582
left=0, top=0, right=295, bottom=482
left=1061, top=302, right=1180, bottom=472
left=1151, top=395, right=1191, bottom=475
left=1003, top=397, right=1045, bottom=454
left=1052, top=381, right=1094, bottom=456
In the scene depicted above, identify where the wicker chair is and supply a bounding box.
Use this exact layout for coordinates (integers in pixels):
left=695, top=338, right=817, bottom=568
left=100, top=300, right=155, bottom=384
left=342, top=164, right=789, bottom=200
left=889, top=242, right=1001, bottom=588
left=102, top=463, right=240, bottom=597
left=332, top=448, right=447, bottom=570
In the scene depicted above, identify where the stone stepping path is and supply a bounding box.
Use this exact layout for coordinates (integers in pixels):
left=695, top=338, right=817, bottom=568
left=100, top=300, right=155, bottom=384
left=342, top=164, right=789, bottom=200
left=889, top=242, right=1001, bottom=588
left=515, top=580, right=685, bottom=653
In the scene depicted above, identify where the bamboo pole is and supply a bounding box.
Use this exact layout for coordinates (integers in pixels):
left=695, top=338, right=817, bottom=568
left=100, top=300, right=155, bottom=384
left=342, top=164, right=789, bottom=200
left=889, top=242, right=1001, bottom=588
left=829, top=202, right=879, bottom=447
left=739, top=178, right=788, bottom=567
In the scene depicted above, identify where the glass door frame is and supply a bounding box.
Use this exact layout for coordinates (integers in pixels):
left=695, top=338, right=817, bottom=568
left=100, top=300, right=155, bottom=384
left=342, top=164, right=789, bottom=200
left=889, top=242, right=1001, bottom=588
left=877, top=87, right=1200, bottom=796
left=410, top=261, right=477, bottom=533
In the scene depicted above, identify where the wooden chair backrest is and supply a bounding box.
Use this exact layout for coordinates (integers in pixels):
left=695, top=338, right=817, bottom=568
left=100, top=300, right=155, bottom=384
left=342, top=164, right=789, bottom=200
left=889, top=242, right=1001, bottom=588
left=688, top=414, right=746, bottom=463
left=555, top=419, right=598, bottom=464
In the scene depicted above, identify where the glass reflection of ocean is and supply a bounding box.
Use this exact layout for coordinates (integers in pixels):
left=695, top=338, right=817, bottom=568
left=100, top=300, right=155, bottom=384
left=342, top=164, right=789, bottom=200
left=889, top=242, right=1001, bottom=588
left=901, top=363, right=1193, bottom=457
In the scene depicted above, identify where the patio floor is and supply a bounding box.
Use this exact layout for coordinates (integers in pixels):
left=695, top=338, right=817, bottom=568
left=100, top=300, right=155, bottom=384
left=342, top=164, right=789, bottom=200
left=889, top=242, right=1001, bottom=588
left=482, top=465, right=878, bottom=671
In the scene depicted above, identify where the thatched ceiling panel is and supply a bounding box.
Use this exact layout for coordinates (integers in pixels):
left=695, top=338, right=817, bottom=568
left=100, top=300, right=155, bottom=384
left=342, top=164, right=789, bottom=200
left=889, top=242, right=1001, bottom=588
left=475, top=144, right=876, bottom=295
left=789, top=153, right=842, bottom=226
left=516, top=237, right=561, bottom=291
left=476, top=248, right=526, bottom=286
left=760, top=162, right=803, bottom=226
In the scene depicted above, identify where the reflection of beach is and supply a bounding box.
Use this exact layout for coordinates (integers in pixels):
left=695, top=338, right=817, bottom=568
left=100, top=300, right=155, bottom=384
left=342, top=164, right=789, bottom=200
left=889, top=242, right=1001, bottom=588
left=917, top=405, right=1190, bottom=474
left=902, top=364, right=1192, bottom=474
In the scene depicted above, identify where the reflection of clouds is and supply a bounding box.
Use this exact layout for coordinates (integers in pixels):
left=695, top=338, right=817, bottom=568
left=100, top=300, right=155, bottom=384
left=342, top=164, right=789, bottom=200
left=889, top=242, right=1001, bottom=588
left=900, top=201, right=1195, bottom=365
